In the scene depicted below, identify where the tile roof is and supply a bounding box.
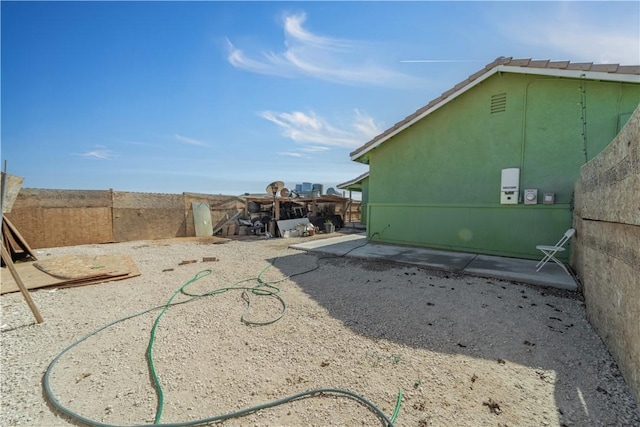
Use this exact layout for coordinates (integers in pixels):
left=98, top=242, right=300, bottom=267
left=350, top=57, right=640, bottom=162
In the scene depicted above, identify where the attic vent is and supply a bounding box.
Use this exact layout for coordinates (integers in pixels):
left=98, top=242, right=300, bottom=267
left=490, top=93, right=507, bottom=114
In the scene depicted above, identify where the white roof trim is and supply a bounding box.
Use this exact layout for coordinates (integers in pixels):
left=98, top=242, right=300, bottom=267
left=337, top=172, right=369, bottom=189
left=351, top=65, right=640, bottom=162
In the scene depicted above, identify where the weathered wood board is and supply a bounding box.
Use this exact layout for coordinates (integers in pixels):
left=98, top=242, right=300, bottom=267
left=1, top=173, right=24, bottom=214
left=1, top=255, right=140, bottom=294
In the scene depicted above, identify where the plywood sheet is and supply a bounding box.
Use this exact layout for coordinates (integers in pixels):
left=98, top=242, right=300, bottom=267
left=0, top=255, right=140, bottom=294
left=5, top=208, right=44, bottom=249
left=113, top=208, right=186, bottom=241
left=1, top=173, right=24, bottom=214
left=43, top=207, right=113, bottom=247
left=34, top=254, right=133, bottom=280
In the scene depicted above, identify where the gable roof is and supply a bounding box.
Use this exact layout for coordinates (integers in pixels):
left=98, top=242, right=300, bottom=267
left=350, top=57, right=640, bottom=163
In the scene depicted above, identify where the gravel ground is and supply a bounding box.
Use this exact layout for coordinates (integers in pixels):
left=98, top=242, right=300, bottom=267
left=1, top=234, right=639, bottom=427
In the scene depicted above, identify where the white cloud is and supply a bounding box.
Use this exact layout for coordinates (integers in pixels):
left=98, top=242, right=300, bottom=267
left=541, top=28, right=638, bottom=64
left=282, top=13, right=351, bottom=50
left=174, top=134, right=209, bottom=147
left=227, top=12, right=428, bottom=87
left=352, top=109, right=383, bottom=140
left=300, top=146, right=330, bottom=153
left=278, top=151, right=309, bottom=158
left=259, top=109, right=382, bottom=149
left=500, top=3, right=640, bottom=64
left=74, top=148, right=115, bottom=160
left=278, top=145, right=329, bottom=158
left=226, top=40, right=292, bottom=77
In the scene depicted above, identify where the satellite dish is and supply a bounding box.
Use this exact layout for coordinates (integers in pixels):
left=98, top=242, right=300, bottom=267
left=280, top=188, right=289, bottom=198
left=266, top=181, right=284, bottom=196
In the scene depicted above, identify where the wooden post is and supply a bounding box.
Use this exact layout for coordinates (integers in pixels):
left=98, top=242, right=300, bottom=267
left=1, top=244, right=44, bottom=323
left=341, top=198, right=348, bottom=224
left=274, top=198, right=280, bottom=221
left=351, top=191, right=355, bottom=223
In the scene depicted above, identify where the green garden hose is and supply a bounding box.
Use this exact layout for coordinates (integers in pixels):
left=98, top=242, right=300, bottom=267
left=44, top=242, right=402, bottom=427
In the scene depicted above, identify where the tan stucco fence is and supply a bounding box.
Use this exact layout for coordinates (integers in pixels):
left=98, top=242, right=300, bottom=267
left=573, top=104, right=640, bottom=404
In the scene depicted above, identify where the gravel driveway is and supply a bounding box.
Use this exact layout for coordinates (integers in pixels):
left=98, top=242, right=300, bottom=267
left=1, top=235, right=638, bottom=426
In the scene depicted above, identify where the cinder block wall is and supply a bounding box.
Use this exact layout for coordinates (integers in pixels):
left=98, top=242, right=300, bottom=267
left=573, top=105, right=640, bottom=404
left=6, top=190, right=245, bottom=249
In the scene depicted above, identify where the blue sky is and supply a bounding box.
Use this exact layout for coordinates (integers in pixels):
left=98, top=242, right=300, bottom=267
left=2, top=1, right=639, bottom=196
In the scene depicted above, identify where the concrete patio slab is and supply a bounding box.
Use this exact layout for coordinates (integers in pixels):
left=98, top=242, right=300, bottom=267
left=464, top=254, right=577, bottom=290
left=290, top=233, right=578, bottom=291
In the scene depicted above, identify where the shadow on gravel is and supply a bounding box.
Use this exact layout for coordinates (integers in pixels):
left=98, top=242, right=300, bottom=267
left=268, top=250, right=639, bottom=426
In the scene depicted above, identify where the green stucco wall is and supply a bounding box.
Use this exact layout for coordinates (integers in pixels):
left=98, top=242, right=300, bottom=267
left=360, top=177, right=369, bottom=225
left=368, top=203, right=570, bottom=259
left=366, top=73, right=639, bottom=259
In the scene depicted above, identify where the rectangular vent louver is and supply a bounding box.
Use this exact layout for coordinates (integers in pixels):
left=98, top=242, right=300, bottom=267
left=491, top=93, right=507, bottom=114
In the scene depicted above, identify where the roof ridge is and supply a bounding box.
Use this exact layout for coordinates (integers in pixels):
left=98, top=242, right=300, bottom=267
left=498, top=57, right=639, bottom=73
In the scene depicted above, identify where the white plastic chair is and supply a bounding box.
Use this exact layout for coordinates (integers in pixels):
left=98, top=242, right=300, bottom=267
left=535, top=228, right=575, bottom=276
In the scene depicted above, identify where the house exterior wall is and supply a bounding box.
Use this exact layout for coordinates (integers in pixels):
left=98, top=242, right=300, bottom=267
left=366, top=73, right=639, bottom=259
left=573, top=105, right=640, bottom=404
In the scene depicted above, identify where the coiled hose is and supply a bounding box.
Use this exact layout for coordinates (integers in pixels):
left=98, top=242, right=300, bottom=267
left=43, top=240, right=402, bottom=427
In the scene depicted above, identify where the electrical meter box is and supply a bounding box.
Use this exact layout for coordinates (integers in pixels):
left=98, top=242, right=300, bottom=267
left=500, top=168, right=520, bottom=204
left=524, top=189, right=538, bottom=205
left=543, top=193, right=555, bottom=205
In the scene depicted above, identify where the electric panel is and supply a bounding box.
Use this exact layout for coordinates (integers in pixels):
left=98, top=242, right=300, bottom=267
left=500, top=168, right=520, bottom=204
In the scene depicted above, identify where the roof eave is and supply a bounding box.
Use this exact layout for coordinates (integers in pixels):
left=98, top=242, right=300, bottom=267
left=337, top=171, right=369, bottom=189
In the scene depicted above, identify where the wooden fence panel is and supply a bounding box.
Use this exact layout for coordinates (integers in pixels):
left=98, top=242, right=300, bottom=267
left=5, top=208, right=45, bottom=249
left=43, top=207, right=113, bottom=248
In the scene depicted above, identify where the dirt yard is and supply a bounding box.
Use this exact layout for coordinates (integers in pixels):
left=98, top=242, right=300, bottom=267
left=1, top=234, right=638, bottom=426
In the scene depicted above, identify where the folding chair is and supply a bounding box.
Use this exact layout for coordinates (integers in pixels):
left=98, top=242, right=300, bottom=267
left=535, top=228, right=575, bottom=276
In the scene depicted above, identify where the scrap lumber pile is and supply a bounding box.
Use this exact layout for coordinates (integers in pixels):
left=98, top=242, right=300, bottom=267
left=1, top=172, right=35, bottom=266
left=1, top=253, right=141, bottom=295
left=0, top=172, right=140, bottom=295
left=1, top=215, right=36, bottom=267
